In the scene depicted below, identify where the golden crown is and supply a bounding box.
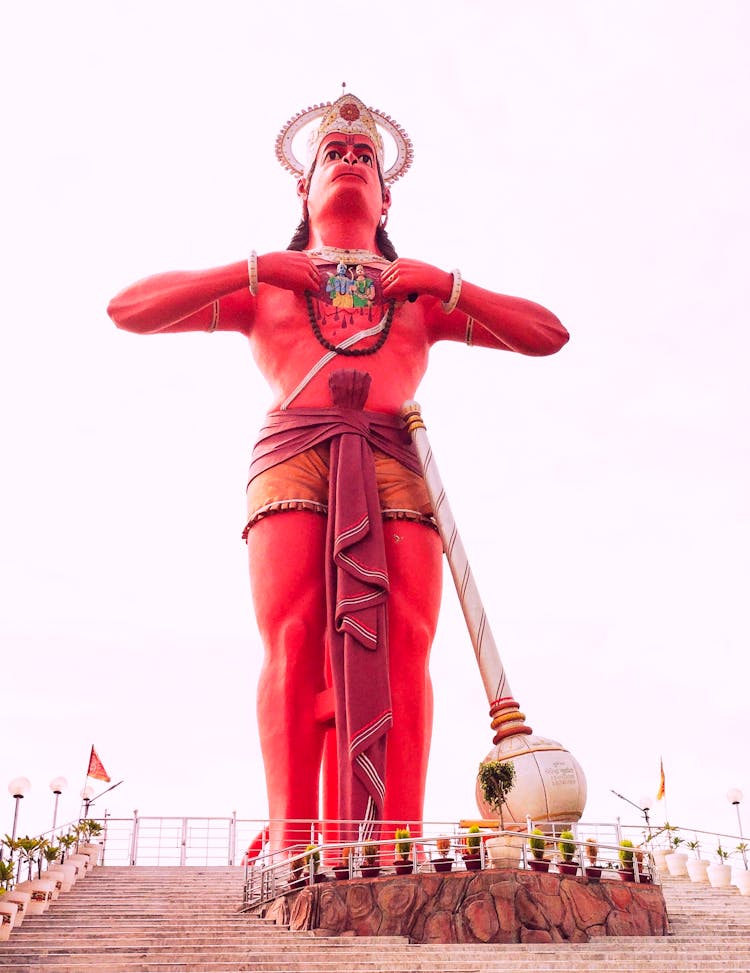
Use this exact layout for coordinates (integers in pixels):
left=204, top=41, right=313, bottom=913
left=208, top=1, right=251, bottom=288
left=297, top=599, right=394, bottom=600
left=275, top=92, right=413, bottom=185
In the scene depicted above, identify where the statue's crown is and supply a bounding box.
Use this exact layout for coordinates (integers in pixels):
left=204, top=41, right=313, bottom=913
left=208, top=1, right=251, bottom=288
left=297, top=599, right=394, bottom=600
left=276, top=92, right=413, bottom=185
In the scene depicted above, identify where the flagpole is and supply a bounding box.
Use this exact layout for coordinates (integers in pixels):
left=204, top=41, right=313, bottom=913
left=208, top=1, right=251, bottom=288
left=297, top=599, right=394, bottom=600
left=78, top=745, right=96, bottom=820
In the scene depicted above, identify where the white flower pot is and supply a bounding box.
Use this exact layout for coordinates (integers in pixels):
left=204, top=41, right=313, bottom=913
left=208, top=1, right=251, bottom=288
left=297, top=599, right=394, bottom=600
left=666, top=852, right=688, bottom=877
left=486, top=833, right=522, bottom=869
left=686, top=859, right=709, bottom=882
left=66, top=854, right=92, bottom=877
left=14, top=880, right=55, bottom=915
left=736, top=871, right=750, bottom=895
left=706, top=862, right=732, bottom=888
left=79, top=842, right=102, bottom=865
left=47, top=862, right=77, bottom=891
left=652, top=849, right=673, bottom=872
left=0, top=901, right=18, bottom=940
left=40, top=871, right=64, bottom=899
left=4, top=891, right=30, bottom=926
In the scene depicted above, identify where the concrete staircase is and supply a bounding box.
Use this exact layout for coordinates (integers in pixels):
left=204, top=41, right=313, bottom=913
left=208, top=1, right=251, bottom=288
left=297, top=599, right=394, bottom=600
left=1, top=866, right=749, bottom=972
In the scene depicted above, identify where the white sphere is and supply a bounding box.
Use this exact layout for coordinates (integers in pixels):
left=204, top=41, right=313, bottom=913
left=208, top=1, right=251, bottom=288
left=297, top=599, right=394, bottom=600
left=476, top=732, right=587, bottom=825
left=8, top=776, right=31, bottom=798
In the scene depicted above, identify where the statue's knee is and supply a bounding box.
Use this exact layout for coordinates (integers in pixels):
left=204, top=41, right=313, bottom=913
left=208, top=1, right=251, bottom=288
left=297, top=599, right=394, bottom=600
left=265, top=615, right=324, bottom=674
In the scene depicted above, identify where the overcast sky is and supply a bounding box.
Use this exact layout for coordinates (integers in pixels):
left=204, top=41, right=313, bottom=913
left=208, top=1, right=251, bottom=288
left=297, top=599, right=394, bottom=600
left=2, top=1, right=748, bottom=850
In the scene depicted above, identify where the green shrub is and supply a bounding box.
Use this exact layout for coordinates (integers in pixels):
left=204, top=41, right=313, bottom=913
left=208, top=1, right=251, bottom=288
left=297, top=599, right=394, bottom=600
left=529, top=828, right=547, bottom=860
left=619, top=839, right=634, bottom=866
left=557, top=830, right=576, bottom=863
left=395, top=828, right=412, bottom=860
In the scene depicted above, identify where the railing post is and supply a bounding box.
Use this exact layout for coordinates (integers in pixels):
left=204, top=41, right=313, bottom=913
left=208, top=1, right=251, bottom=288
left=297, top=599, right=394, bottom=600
left=229, top=811, right=237, bottom=866
left=129, top=809, right=140, bottom=866
left=102, top=810, right=110, bottom=867
left=180, top=818, right=188, bottom=866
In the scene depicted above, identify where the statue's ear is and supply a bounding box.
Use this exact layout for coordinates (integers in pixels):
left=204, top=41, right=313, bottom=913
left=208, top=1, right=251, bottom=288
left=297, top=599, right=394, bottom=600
left=381, top=185, right=392, bottom=215
left=297, top=177, right=309, bottom=203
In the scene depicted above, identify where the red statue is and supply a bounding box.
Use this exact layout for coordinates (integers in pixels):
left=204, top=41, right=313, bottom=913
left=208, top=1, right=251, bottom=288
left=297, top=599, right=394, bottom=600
left=108, top=93, right=568, bottom=850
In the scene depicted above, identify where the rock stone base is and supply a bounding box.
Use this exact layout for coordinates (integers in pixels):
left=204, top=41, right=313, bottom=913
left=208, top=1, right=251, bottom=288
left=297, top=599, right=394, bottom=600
left=274, top=870, right=668, bottom=944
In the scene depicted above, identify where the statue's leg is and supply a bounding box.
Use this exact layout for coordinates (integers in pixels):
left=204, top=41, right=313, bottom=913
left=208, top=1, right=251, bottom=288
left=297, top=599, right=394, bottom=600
left=381, top=520, right=443, bottom=831
left=247, top=511, right=327, bottom=853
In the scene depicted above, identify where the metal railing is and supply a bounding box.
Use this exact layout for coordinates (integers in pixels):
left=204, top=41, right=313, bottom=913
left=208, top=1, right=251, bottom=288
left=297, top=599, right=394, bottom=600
left=2, top=811, right=747, bottom=898
left=241, top=821, right=663, bottom=910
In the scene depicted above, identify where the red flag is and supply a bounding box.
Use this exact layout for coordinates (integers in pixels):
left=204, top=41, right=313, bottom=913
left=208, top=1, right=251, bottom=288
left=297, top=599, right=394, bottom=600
left=656, top=757, right=665, bottom=801
left=87, top=746, right=111, bottom=782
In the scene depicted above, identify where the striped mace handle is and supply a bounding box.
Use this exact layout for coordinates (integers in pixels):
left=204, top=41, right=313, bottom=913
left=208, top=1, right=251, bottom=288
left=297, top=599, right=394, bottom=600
left=401, top=401, right=532, bottom=744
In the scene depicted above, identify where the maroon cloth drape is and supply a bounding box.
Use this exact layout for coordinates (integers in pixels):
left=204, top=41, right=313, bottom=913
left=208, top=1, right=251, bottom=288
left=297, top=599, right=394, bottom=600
left=247, top=370, right=421, bottom=834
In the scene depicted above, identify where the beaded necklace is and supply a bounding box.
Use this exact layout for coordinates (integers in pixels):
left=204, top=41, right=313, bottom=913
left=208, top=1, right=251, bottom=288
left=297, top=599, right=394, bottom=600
left=305, top=293, right=395, bottom=356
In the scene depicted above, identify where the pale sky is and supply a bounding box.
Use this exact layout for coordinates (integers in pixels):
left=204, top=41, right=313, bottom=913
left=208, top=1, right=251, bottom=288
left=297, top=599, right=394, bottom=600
left=2, top=1, right=748, bottom=848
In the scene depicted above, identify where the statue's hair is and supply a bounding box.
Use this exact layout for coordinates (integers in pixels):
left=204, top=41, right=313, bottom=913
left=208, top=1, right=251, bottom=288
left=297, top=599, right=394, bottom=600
left=287, top=159, right=398, bottom=261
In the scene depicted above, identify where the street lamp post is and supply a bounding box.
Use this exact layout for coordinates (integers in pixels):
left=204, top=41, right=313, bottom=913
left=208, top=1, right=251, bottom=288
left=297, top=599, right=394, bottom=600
left=7, top=777, right=31, bottom=844
left=49, top=777, right=68, bottom=836
left=727, top=789, right=746, bottom=868
left=80, top=785, right=95, bottom=820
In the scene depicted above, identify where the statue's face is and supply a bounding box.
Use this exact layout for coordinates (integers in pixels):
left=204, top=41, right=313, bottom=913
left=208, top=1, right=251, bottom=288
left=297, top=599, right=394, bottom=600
left=303, top=132, right=388, bottom=228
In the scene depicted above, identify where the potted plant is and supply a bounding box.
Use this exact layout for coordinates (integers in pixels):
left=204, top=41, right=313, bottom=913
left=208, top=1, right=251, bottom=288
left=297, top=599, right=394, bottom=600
left=37, top=844, right=63, bottom=899
left=15, top=837, right=43, bottom=883
left=527, top=828, right=550, bottom=873
left=433, top=835, right=454, bottom=873
left=685, top=839, right=708, bottom=882
left=52, top=834, right=81, bottom=888
left=461, top=826, right=482, bottom=871
left=584, top=837, right=601, bottom=880
left=42, top=843, right=60, bottom=866
left=633, top=846, right=653, bottom=883
left=735, top=844, right=750, bottom=896
left=665, top=832, right=688, bottom=876
left=2, top=888, right=31, bottom=929
left=707, top=844, right=732, bottom=888
left=360, top=843, right=380, bottom=879
left=477, top=760, right=520, bottom=868
left=0, top=897, right=17, bottom=943
left=304, top=843, right=323, bottom=882
left=393, top=828, right=414, bottom=875
left=618, top=839, right=635, bottom=881
left=77, top=820, right=103, bottom=865
left=557, top=830, right=578, bottom=876
left=332, top=845, right=352, bottom=881
left=0, top=860, right=14, bottom=892
left=651, top=824, right=675, bottom=872
left=57, top=833, right=77, bottom=864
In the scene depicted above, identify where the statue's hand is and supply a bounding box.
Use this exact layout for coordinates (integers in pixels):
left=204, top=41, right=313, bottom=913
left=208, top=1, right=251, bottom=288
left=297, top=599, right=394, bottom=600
left=257, top=251, right=321, bottom=295
left=380, top=258, right=453, bottom=304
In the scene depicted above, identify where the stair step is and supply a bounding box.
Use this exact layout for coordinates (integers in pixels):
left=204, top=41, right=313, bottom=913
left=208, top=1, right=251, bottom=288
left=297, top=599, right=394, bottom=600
left=2, top=866, right=750, bottom=973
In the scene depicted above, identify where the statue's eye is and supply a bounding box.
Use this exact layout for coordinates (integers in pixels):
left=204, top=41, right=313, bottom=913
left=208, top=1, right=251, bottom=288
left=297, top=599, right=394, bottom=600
left=359, top=153, right=373, bottom=166
left=326, top=149, right=342, bottom=161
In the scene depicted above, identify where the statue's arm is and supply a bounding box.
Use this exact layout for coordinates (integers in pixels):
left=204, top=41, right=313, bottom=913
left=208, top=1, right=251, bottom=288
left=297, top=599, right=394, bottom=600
left=380, top=258, right=568, bottom=356
left=107, top=252, right=320, bottom=335
left=107, top=262, right=254, bottom=334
